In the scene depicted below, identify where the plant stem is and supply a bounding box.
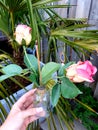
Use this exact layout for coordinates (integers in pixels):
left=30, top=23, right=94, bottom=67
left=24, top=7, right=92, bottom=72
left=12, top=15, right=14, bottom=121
left=35, top=41, right=42, bottom=86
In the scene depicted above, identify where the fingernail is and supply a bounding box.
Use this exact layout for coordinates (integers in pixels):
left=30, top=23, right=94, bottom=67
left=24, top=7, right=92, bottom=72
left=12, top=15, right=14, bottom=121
left=36, top=107, right=43, bottom=113
left=34, top=88, right=37, bottom=91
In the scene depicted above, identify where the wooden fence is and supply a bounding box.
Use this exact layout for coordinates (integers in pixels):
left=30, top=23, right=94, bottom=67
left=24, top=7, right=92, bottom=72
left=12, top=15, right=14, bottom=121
left=56, top=0, right=98, bottom=57
left=57, top=0, right=98, bottom=29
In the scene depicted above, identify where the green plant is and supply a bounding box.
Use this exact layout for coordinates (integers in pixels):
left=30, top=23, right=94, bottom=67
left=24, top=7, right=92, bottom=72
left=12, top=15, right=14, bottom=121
left=1, top=1, right=98, bottom=130
left=73, top=84, right=98, bottom=130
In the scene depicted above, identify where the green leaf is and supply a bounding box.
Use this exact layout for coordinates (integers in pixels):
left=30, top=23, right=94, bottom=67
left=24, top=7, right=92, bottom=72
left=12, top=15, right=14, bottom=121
left=32, top=0, right=58, bottom=8
left=58, top=65, right=65, bottom=77
left=2, top=64, right=23, bottom=75
left=0, top=74, right=14, bottom=82
left=61, top=77, right=82, bottom=98
left=63, top=62, right=75, bottom=69
left=29, top=73, right=39, bottom=86
left=0, top=64, right=23, bottom=82
left=41, top=62, right=60, bottom=84
left=51, top=84, right=61, bottom=107
left=58, top=62, right=75, bottom=76
left=51, top=29, right=98, bottom=40
left=40, top=4, right=72, bottom=9
left=24, top=54, right=38, bottom=72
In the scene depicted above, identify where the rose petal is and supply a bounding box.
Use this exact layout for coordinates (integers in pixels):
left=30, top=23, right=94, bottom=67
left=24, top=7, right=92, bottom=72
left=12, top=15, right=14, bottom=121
left=77, top=61, right=88, bottom=70
left=66, top=65, right=77, bottom=77
left=77, top=60, right=97, bottom=76
left=72, top=75, right=85, bottom=83
left=76, top=69, right=93, bottom=82
left=77, top=75, right=94, bottom=82
left=91, top=66, right=97, bottom=75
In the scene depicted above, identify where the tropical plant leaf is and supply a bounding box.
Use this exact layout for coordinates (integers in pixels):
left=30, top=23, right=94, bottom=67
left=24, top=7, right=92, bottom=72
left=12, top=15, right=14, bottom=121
left=66, top=24, right=92, bottom=31
left=41, top=62, right=60, bottom=84
left=32, top=0, right=59, bottom=7
left=56, top=36, right=98, bottom=52
left=51, top=29, right=98, bottom=40
left=0, top=83, right=15, bottom=103
left=60, top=77, right=82, bottom=98
left=39, top=4, right=73, bottom=9
left=0, top=91, right=11, bottom=109
left=0, top=1, right=9, bottom=11
left=0, top=102, right=8, bottom=118
left=74, top=39, right=98, bottom=52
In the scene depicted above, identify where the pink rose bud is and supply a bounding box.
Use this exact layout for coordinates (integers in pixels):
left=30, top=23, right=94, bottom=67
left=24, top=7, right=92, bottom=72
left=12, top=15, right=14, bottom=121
left=15, top=24, right=32, bottom=45
left=66, top=60, right=97, bottom=83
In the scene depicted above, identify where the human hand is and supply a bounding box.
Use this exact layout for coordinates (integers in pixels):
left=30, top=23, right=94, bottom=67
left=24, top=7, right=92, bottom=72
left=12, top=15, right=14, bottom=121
left=0, top=89, right=45, bottom=130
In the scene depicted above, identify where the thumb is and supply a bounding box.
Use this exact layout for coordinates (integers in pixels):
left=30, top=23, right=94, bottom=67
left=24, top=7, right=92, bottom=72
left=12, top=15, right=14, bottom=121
left=22, top=107, right=44, bottom=118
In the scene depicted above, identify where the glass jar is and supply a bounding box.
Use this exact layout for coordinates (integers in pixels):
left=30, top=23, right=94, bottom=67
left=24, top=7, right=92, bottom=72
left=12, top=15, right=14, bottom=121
left=33, top=87, right=50, bottom=117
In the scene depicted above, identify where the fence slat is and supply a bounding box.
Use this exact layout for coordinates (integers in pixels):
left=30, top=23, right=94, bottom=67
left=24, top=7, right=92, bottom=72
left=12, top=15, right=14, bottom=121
left=69, top=0, right=77, bottom=18
left=75, top=0, right=91, bottom=18
left=88, top=0, right=98, bottom=29
left=56, top=0, right=68, bottom=18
